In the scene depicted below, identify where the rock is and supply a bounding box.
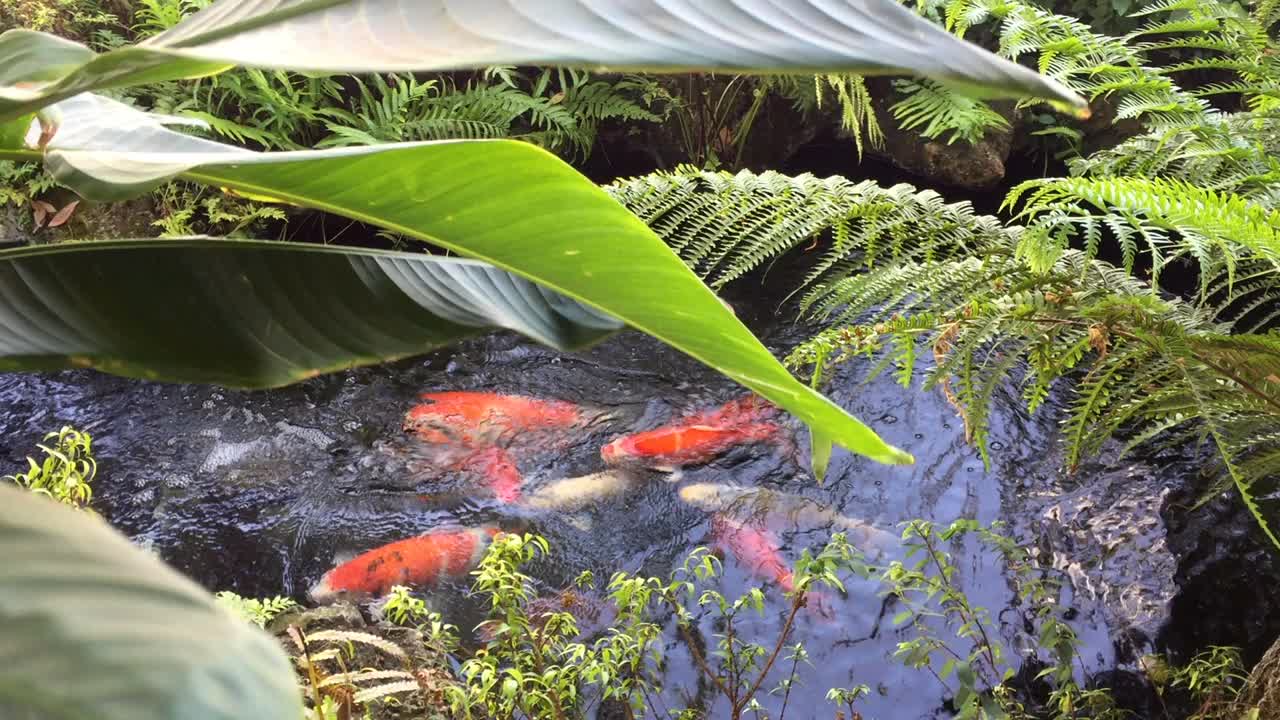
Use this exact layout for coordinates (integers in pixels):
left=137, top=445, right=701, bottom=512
left=269, top=600, right=366, bottom=634
left=0, top=203, right=26, bottom=247
left=1162, top=469, right=1280, bottom=666
left=855, top=77, right=1017, bottom=191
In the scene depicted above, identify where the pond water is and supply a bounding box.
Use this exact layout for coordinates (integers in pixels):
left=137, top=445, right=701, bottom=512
left=0, top=303, right=1174, bottom=719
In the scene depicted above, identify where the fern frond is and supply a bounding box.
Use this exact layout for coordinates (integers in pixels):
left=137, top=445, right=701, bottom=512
left=889, top=80, right=1010, bottom=144
left=307, top=630, right=408, bottom=660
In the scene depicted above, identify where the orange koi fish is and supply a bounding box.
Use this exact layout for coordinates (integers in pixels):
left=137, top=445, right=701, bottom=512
left=601, top=423, right=780, bottom=471
left=465, top=446, right=524, bottom=504
left=711, top=514, right=834, bottom=619
left=404, top=391, right=587, bottom=447
left=309, top=527, right=499, bottom=603
left=600, top=394, right=784, bottom=472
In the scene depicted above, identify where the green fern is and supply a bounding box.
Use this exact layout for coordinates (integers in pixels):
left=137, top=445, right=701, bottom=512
left=1007, top=176, right=1280, bottom=292
left=890, top=79, right=1010, bottom=144
left=608, top=167, right=1280, bottom=550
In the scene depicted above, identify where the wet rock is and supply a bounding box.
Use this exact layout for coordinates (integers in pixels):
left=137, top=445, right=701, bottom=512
left=853, top=78, right=1017, bottom=191
left=1162, top=466, right=1280, bottom=666
left=270, top=601, right=366, bottom=634
left=0, top=204, right=26, bottom=247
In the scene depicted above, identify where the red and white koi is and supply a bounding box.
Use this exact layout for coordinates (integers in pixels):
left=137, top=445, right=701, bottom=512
left=309, top=527, right=499, bottom=603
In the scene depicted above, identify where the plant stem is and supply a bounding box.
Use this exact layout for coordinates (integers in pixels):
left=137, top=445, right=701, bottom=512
left=738, top=594, right=805, bottom=717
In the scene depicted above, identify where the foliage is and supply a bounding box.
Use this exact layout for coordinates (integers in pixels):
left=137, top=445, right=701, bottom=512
left=1168, top=646, right=1250, bottom=720
left=447, top=531, right=866, bottom=720
left=0, top=482, right=303, bottom=720
left=215, top=591, right=298, bottom=628
left=3, top=425, right=97, bottom=510
left=1144, top=646, right=1252, bottom=719
left=608, top=166, right=1280, bottom=548
left=0, top=160, right=57, bottom=211
left=448, top=533, right=662, bottom=719
left=883, top=519, right=1125, bottom=720
left=890, top=78, right=1011, bottom=144
left=287, top=622, right=458, bottom=720
left=381, top=585, right=430, bottom=627
left=1068, top=109, right=1280, bottom=207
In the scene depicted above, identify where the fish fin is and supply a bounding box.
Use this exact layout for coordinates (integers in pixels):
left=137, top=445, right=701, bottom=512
left=332, top=549, right=357, bottom=566
left=662, top=468, right=684, bottom=484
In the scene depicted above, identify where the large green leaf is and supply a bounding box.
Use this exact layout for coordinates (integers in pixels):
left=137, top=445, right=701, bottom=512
left=0, top=484, right=303, bottom=720
left=0, top=0, right=1086, bottom=123
left=0, top=238, right=621, bottom=387
left=16, top=94, right=913, bottom=465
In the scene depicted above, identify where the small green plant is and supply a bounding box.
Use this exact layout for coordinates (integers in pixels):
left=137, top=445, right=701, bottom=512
left=214, top=591, right=299, bottom=628
left=446, top=531, right=867, bottom=720
left=382, top=585, right=429, bottom=627
left=826, top=684, right=872, bottom=718
left=883, top=519, right=1124, bottom=720
left=1160, top=646, right=1249, bottom=720
left=4, top=426, right=97, bottom=510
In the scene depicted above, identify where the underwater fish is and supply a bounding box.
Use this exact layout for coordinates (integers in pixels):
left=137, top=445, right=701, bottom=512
left=403, top=391, right=588, bottom=447
left=520, top=470, right=638, bottom=512
left=465, top=446, right=525, bottom=504
left=679, top=483, right=897, bottom=559
left=600, top=394, right=787, bottom=473
left=711, top=514, right=834, bottom=619
left=600, top=423, right=781, bottom=473
left=309, top=526, right=499, bottom=603
left=681, top=394, right=779, bottom=427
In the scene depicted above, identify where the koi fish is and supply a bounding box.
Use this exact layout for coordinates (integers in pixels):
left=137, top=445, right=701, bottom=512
left=681, top=395, right=779, bottom=427
left=465, top=446, right=525, bottom=504
left=600, top=395, right=786, bottom=473
left=403, top=391, right=589, bottom=447
left=711, top=514, right=835, bottom=619
left=601, top=423, right=781, bottom=473
left=679, top=483, right=897, bottom=560
left=521, top=470, right=638, bottom=512
left=309, top=527, right=498, bottom=603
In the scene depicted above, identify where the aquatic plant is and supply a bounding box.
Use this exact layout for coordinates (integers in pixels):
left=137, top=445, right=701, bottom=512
left=883, top=519, right=1127, bottom=720
left=3, top=425, right=97, bottom=510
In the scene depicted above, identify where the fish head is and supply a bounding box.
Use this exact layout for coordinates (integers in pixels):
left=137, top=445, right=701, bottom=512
left=600, top=435, right=635, bottom=465
left=308, top=571, right=360, bottom=605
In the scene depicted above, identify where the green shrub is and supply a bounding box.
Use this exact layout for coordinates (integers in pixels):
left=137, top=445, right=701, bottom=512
left=4, top=426, right=97, bottom=510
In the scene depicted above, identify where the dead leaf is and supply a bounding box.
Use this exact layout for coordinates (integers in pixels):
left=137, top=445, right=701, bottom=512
left=549, top=91, right=565, bottom=105
left=1087, top=324, right=1109, bottom=359
left=47, top=200, right=80, bottom=228
left=31, top=200, right=55, bottom=229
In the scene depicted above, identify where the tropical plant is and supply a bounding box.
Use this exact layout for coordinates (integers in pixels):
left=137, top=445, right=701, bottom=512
left=3, top=425, right=97, bottom=509
left=0, top=2, right=1088, bottom=716
left=0, top=482, right=302, bottom=719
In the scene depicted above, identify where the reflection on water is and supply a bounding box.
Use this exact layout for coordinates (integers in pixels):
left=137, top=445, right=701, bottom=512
left=0, top=322, right=1146, bottom=719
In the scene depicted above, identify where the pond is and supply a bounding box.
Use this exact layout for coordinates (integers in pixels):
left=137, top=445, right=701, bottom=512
left=0, top=303, right=1187, bottom=719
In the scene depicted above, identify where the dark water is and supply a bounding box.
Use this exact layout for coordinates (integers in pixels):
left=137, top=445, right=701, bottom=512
left=0, top=307, right=1187, bottom=719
